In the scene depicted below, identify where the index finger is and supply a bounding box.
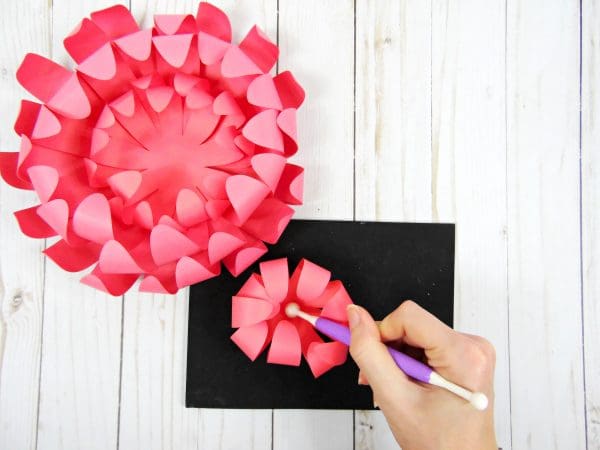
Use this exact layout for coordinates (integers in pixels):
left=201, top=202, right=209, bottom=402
left=378, top=300, right=458, bottom=351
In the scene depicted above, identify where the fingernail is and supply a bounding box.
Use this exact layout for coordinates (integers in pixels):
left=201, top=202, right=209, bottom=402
left=358, top=372, right=366, bottom=385
left=347, top=305, right=360, bottom=329
left=373, top=400, right=379, bottom=409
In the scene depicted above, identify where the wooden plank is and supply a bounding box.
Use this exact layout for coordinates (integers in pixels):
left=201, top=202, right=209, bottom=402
left=0, top=1, right=49, bottom=449
left=431, top=1, right=511, bottom=448
left=582, top=0, right=599, bottom=447
left=507, top=1, right=585, bottom=448
left=354, top=1, right=431, bottom=448
left=273, top=1, right=354, bottom=449
left=34, top=2, right=124, bottom=450
left=117, top=1, right=275, bottom=449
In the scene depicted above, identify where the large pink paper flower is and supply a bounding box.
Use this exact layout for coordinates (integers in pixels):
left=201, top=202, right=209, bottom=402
left=231, top=258, right=353, bottom=378
left=0, top=3, right=305, bottom=295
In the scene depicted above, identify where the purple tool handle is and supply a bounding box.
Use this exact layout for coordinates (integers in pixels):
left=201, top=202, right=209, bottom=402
left=315, top=317, right=433, bottom=384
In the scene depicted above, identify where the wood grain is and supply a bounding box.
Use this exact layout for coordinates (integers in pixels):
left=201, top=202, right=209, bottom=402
left=507, top=1, right=585, bottom=448
left=431, top=1, right=511, bottom=448
left=0, top=2, right=49, bottom=448
left=582, top=0, right=599, bottom=447
left=354, top=1, right=432, bottom=448
left=273, top=1, right=355, bottom=449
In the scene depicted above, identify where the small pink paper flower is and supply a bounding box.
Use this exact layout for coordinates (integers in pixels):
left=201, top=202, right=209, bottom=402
left=230, top=258, right=353, bottom=378
left=0, top=3, right=305, bottom=295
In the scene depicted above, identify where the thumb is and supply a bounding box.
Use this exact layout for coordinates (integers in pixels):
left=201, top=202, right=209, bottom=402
left=347, top=305, right=418, bottom=408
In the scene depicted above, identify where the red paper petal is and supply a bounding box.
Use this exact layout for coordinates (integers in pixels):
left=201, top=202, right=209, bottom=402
left=222, top=240, right=267, bottom=277
left=319, top=281, right=353, bottom=322
left=295, top=259, right=331, bottom=306
left=267, top=320, right=301, bottom=366
left=17, top=54, right=90, bottom=119
left=232, top=296, right=275, bottom=328
left=0, top=152, right=32, bottom=189
left=239, top=26, right=278, bottom=74
left=81, top=266, right=137, bottom=296
left=14, top=206, right=57, bottom=238
left=259, top=258, right=288, bottom=303
left=153, top=34, right=193, bottom=68
left=196, top=2, right=232, bottom=42
left=175, top=253, right=220, bottom=288
left=90, top=5, right=139, bottom=39
left=231, top=321, right=268, bottom=361
left=306, top=341, right=348, bottom=378
left=44, top=239, right=99, bottom=272
left=274, top=71, right=305, bottom=109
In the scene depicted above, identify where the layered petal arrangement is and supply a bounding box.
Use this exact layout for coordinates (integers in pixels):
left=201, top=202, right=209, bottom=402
left=231, top=258, right=353, bottom=378
left=0, top=3, right=305, bottom=295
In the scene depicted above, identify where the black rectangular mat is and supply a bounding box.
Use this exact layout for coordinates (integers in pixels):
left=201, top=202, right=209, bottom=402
left=186, top=220, right=454, bottom=409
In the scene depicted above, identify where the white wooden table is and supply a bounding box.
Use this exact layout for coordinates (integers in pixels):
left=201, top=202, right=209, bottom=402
left=0, top=0, right=597, bottom=449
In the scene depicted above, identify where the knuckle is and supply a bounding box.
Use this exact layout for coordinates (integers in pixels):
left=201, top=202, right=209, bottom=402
left=397, top=299, right=418, bottom=317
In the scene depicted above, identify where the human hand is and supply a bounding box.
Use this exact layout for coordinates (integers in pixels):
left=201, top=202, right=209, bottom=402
left=347, top=301, right=497, bottom=450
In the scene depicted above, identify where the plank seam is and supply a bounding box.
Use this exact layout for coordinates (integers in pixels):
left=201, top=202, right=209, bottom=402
left=503, top=1, right=513, bottom=449
left=578, top=0, right=589, bottom=448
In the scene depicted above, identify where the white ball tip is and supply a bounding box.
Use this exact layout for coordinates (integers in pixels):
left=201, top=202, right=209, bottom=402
left=285, top=302, right=300, bottom=318
left=470, top=392, right=488, bottom=411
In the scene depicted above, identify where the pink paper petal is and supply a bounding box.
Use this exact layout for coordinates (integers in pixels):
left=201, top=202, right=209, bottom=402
left=259, top=258, right=288, bottom=303
left=232, top=296, right=275, bottom=328
left=242, top=198, right=294, bottom=244
left=36, top=199, right=69, bottom=240
left=32, top=106, right=61, bottom=139
left=237, top=273, right=268, bottom=299
left=267, top=320, right=301, bottom=366
left=99, top=240, right=142, bottom=274
left=197, top=31, right=229, bottom=65
left=81, top=266, right=138, bottom=296
left=221, top=46, right=262, bottom=78
left=14, top=206, right=57, bottom=238
left=242, top=109, right=284, bottom=151
left=154, top=14, right=192, bottom=35
left=176, top=188, right=208, bottom=227
left=222, top=241, right=267, bottom=277
left=247, top=74, right=283, bottom=110
left=319, top=281, right=353, bottom=322
left=226, top=174, right=270, bottom=223
left=251, top=153, right=286, bottom=192
left=294, top=259, right=331, bottom=305
left=207, top=231, right=244, bottom=265
left=306, top=341, right=348, bottom=378
left=153, top=34, right=194, bottom=68
left=231, top=321, right=269, bottom=361
left=150, top=223, right=201, bottom=266
left=77, top=43, right=117, bottom=80
left=114, top=29, right=153, bottom=61
left=27, top=166, right=59, bottom=203
left=175, top=254, right=220, bottom=288
left=72, top=193, right=114, bottom=244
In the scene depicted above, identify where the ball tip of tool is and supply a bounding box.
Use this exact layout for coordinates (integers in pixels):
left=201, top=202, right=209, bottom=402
left=285, top=302, right=300, bottom=318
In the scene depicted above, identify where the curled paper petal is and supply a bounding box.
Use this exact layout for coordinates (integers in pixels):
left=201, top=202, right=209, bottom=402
left=2, top=2, right=305, bottom=295
left=230, top=258, right=355, bottom=378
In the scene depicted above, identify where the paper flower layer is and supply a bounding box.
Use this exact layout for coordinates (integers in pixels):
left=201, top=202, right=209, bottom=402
left=0, top=3, right=305, bottom=295
left=231, top=258, right=353, bottom=378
